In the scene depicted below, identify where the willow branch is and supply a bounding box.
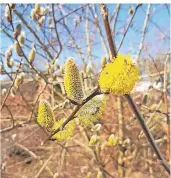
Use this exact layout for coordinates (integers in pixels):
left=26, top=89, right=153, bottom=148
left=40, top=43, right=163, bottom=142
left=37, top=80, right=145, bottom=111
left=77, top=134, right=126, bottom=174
left=100, top=3, right=170, bottom=175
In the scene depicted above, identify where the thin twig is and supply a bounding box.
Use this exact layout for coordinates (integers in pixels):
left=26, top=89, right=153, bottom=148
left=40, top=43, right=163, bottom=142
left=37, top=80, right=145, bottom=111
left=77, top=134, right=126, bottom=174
left=100, top=3, right=170, bottom=175
left=135, top=4, right=151, bottom=65
left=35, top=154, right=54, bottom=178
left=117, top=4, right=142, bottom=52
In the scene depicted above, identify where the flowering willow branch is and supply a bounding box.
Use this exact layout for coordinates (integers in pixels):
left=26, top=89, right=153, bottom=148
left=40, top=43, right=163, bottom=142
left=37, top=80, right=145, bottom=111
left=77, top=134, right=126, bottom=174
left=100, top=3, right=170, bottom=175
left=45, top=87, right=106, bottom=142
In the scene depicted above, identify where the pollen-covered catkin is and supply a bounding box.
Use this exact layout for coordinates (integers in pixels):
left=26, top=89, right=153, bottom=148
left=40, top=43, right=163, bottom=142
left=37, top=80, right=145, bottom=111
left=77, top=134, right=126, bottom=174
left=64, top=57, right=84, bottom=103
left=98, top=54, right=139, bottom=95
left=76, top=94, right=107, bottom=126
left=37, top=100, right=55, bottom=129
left=50, top=118, right=75, bottom=141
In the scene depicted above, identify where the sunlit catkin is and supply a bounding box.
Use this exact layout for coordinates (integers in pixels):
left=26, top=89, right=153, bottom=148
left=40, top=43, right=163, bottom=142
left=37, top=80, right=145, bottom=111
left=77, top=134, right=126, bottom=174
left=91, top=124, right=101, bottom=132
left=30, top=9, right=38, bottom=21
left=7, top=58, right=14, bottom=68
left=97, top=171, right=104, bottom=178
left=37, top=100, right=55, bottom=129
left=98, top=54, right=139, bottom=95
left=108, top=134, right=118, bottom=146
left=101, top=56, right=107, bottom=68
left=14, top=42, right=23, bottom=57
left=64, top=57, right=84, bottom=103
left=76, top=94, right=107, bottom=126
left=37, top=16, right=45, bottom=29
left=5, top=5, right=11, bottom=22
left=51, top=118, right=75, bottom=142
left=89, top=135, right=97, bottom=145
left=2, top=88, right=7, bottom=96
left=18, top=32, right=25, bottom=47
left=35, top=4, right=41, bottom=14
left=28, top=43, right=36, bottom=64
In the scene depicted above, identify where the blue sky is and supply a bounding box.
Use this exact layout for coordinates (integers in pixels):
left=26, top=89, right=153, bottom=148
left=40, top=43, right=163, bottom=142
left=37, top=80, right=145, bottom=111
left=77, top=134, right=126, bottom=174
left=0, top=4, right=170, bottom=80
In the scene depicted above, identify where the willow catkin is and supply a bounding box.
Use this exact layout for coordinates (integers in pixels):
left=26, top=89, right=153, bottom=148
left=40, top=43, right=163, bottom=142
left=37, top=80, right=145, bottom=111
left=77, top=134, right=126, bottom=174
left=35, top=4, right=41, bottom=14
left=14, top=24, right=22, bottom=39
left=7, top=45, right=13, bottom=56
left=37, top=16, right=45, bottom=29
left=64, top=57, right=84, bottom=103
left=30, top=9, right=38, bottom=21
left=101, top=56, right=107, bottom=68
left=28, top=44, right=36, bottom=64
left=18, top=32, right=25, bottom=47
left=91, top=124, right=101, bottom=132
left=7, top=58, right=14, bottom=68
left=14, top=42, right=23, bottom=57
left=97, top=171, right=104, bottom=178
left=108, top=134, right=119, bottom=146
left=37, top=100, right=55, bottom=129
left=89, top=135, right=97, bottom=145
left=76, top=94, right=107, bottom=126
left=50, top=119, right=75, bottom=142
left=5, top=5, right=11, bottom=22
left=2, top=88, right=7, bottom=96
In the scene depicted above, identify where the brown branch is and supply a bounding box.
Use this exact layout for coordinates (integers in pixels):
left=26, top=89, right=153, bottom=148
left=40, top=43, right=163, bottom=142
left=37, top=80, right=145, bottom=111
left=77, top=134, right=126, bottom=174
left=100, top=4, right=117, bottom=59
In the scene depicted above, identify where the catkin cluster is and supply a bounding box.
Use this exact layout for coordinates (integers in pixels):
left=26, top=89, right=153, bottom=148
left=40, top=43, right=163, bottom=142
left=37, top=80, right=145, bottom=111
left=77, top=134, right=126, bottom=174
left=30, top=4, right=49, bottom=29
left=5, top=45, right=14, bottom=68
left=64, top=58, right=84, bottom=104
left=37, top=100, right=75, bottom=141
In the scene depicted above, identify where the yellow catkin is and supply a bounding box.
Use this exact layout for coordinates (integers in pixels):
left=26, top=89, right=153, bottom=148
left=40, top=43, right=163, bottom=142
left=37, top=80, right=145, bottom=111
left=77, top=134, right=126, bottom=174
left=101, top=56, right=107, bottom=68
left=30, top=9, right=38, bottom=21
left=85, top=172, right=92, bottom=178
left=64, top=57, right=84, bottom=103
left=35, top=4, right=41, bottom=14
left=14, top=76, right=21, bottom=89
left=98, top=54, right=139, bottom=95
left=108, top=134, right=118, bottom=146
left=50, top=118, right=75, bottom=142
left=37, top=100, right=55, bottom=129
left=76, top=94, right=107, bottom=126
left=97, top=171, right=104, bottom=178
left=28, top=45, right=36, bottom=63
left=89, top=135, right=97, bottom=145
